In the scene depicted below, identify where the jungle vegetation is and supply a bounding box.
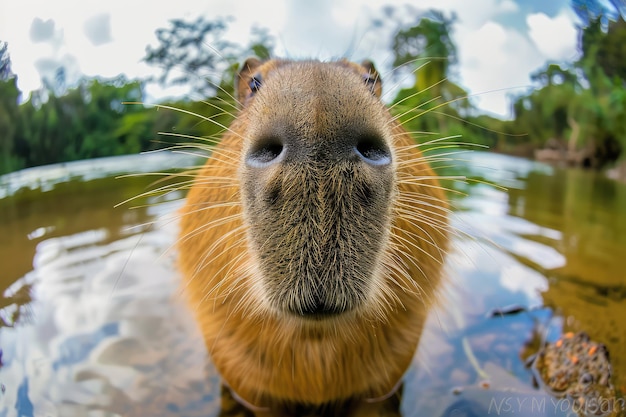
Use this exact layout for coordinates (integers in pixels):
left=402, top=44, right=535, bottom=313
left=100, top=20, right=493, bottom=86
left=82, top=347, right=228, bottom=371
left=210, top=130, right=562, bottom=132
left=1, top=1, right=624, bottom=176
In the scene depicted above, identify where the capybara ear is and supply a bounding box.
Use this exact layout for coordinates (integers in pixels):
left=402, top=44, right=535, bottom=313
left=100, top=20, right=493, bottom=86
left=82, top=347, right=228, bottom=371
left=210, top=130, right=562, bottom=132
left=361, top=59, right=382, bottom=98
left=237, top=57, right=263, bottom=107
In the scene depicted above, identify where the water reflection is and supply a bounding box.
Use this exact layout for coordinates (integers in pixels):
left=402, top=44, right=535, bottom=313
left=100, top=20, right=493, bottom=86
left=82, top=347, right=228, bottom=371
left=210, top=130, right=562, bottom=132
left=1, top=153, right=221, bottom=416
left=1, top=213, right=221, bottom=416
left=0, top=151, right=624, bottom=416
left=516, top=167, right=626, bottom=398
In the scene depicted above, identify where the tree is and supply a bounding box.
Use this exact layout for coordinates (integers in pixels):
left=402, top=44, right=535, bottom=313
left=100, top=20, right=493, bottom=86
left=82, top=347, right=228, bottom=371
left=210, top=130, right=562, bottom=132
left=530, top=64, right=581, bottom=141
left=571, top=0, right=624, bottom=27
left=143, top=16, right=240, bottom=99
left=0, top=42, right=25, bottom=174
left=590, top=16, right=626, bottom=82
left=391, top=10, right=458, bottom=96
left=0, top=18, right=281, bottom=175
left=4, top=76, right=149, bottom=172
left=143, top=17, right=276, bottom=100
left=248, top=25, right=274, bottom=61
left=0, top=41, right=12, bottom=81
left=506, top=0, right=626, bottom=168
left=575, top=3, right=626, bottom=166
left=387, top=10, right=471, bottom=136
left=575, top=0, right=626, bottom=85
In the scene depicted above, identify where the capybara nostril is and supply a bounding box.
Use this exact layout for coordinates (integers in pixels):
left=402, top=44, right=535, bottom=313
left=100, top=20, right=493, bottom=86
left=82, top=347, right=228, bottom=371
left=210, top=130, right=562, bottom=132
left=246, top=137, right=284, bottom=168
left=354, top=134, right=392, bottom=166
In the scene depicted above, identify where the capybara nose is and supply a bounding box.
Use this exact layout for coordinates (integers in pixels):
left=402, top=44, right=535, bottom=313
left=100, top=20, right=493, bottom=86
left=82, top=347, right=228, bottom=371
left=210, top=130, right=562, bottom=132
left=245, top=131, right=391, bottom=169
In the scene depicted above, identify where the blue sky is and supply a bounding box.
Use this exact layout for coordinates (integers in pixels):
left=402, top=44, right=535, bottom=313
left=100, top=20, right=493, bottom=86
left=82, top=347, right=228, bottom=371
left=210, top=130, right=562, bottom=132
left=0, top=0, right=582, bottom=118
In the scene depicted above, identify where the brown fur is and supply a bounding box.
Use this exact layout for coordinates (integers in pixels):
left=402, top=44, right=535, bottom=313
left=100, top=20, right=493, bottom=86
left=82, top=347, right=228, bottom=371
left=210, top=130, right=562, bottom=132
left=178, top=58, right=449, bottom=415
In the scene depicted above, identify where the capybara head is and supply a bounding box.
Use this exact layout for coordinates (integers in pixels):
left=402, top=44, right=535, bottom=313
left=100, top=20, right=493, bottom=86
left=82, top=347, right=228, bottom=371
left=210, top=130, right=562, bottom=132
left=238, top=59, right=396, bottom=319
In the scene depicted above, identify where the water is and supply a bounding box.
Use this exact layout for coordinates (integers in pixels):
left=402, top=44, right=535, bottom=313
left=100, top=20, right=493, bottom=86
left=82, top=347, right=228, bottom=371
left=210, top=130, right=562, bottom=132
left=0, top=151, right=624, bottom=417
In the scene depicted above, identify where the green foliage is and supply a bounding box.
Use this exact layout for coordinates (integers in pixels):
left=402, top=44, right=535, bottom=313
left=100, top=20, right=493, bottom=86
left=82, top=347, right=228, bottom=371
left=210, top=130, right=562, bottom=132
left=0, top=76, right=152, bottom=175
left=0, top=16, right=257, bottom=176
left=510, top=64, right=580, bottom=147
left=248, top=26, right=275, bottom=61
left=391, top=10, right=457, bottom=89
left=504, top=2, right=626, bottom=168
left=0, top=43, right=24, bottom=174
left=393, top=18, right=453, bottom=66
left=1, top=6, right=625, bottom=176
left=0, top=41, right=12, bottom=81
left=387, top=12, right=477, bottom=151
left=594, top=18, right=626, bottom=80
left=143, top=16, right=238, bottom=99
left=0, top=77, right=24, bottom=173
left=143, top=17, right=275, bottom=100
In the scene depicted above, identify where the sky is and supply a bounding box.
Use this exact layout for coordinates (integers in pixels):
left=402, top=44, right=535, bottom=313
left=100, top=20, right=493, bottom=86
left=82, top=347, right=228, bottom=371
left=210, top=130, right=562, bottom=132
left=0, top=0, right=583, bottom=119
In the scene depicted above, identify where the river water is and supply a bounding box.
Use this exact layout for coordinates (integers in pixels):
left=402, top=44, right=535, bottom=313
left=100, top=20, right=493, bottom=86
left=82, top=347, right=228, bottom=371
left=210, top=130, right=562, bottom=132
left=0, top=151, right=624, bottom=417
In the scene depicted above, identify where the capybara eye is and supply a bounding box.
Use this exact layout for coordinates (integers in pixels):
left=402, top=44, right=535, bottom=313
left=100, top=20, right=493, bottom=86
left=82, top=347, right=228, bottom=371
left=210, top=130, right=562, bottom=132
left=355, top=135, right=391, bottom=166
left=249, top=74, right=263, bottom=94
left=362, top=74, right=377, bottom=94
left=247, top=138, right=284, bottom=167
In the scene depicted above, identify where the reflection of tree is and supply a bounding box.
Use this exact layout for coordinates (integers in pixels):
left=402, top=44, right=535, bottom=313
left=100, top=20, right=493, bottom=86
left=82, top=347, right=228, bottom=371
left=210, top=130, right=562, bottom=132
left=508, top=164, right=626, bottom=297
left=506, top=165, right=626, bottom=390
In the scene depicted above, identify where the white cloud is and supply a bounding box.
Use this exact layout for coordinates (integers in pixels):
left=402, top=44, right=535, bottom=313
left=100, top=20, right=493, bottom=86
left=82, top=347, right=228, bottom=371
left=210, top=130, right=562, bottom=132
left=498, top=0, right=519, bottom=14
left=29, top=17, right=56, bottom=43
left=527, top=11, right=579, bottom=61
left=456, top=21, right=545, bottom=117
left=0, top=0, right=287, bottom=95
left=83, top=13, right=112, bottom=47
left=450, top=5, right=580, bottom=117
